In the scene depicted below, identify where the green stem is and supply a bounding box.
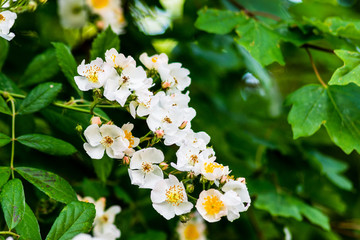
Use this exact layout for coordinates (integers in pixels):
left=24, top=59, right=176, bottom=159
left=0, top=231, right=20, bottom=238
left=187, top=194, right=197, bottom=202
left=0, top=90, right=25, bottom=99
left=9, top=97, right=15, bottom=179
left=140, top=131, right=153, bottom=143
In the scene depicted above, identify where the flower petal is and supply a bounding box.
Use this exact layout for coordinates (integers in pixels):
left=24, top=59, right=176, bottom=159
left=83, top=143, right=105, bottom=159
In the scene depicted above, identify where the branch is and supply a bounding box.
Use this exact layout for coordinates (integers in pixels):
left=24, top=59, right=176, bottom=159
left=305, top=48, right=328, bottom=88
left=227, top=0, right=281, bottom=21
left=301, top=44, right=334, bottom=54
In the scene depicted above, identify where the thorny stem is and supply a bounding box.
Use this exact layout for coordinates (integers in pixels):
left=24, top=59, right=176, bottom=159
left=305, top=48, right=328, bottom=88
left=0, top=231, right=20, bottom=239
left=9, top=97, right=15, bottom=179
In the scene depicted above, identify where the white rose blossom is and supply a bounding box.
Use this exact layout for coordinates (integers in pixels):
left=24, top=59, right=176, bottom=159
left=72, top=233, right=103, bottom=240
left=158, top=62, right=191, bottom=92
left=200, top=157, right=230, bottom=181
left=195, top=189, right=227, bottom=223
left=121, top=123, right=140, bottom=156
left=151, top=174, right=193, bottom=220
left=74, top=58, right=106, bottom=91
left=139, top=52, right=168, bottom=70
left=128, top=147, right=164, bottom=189
left=0, top=10, right=17, bottom=41
left=83, top=124, right=129, bottom=159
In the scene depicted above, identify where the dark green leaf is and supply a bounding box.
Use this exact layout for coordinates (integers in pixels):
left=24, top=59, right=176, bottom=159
left=114, top=186, right=132, bottom=204
left=329, top=49, right=360, bottom=86
left=0, top=73, right=22, bottom=94
left=82, top=178, right=109, bottom=199
left=0, top=167, right=10, bottom=188
left=90, top=27, right=120, bottom=60
left=17, top=82, right=62, bottom=115
left=0, top=179, right=25, bottom=230
left=16, top=167, right=77, bottom=204
left=45, top=201, right=96, bottom=240
left=0, top=95, right=11, bottom=115
left=195, top=8, right=247, bottom=34
left=20, top=49, right=59, bottom=87
left=52, top=42, right=83, bottom=97
left=236, top=19, right=284, bottom=66
left=129, top=230, right=167, bottom=240
left=0, top=38, right=9, bottom=71
left=92, top=155, right=114, bottom=183
left=287, top=83, right=360, bottom=154
left=0, top=133, right=11, bottom=147
left=15, top=204, right=42, bottom=240
left=17, top=134, right=77, bottom=156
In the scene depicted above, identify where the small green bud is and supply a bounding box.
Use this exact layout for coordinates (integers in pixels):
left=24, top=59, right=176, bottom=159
left=180, top=215, right=190, bottom=223
left=75, top=124, right=83, bottom=132
left=186, top=184, right=194, bottom=193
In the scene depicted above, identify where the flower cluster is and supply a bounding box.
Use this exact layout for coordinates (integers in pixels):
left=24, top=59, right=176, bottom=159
left=57, top=0, right=126, bottom=34
left=73, top=196, right=121, bottom=240
left=75, top=49, right=250, bottom=224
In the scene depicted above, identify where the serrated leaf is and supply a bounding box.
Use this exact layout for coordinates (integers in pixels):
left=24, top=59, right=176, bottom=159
left=0, top=133, right=11, bottom=147
left=235, top=19, right=284, bottom=66
left=92, top=155, right=114, bottom=183
left=0, top=95, right=11, bottom=115
left=287, top=83, right=360, bottom=154
left=16, top=167, right=77, bottom=204
left=0, top=167, right=10, bottom=188
left=20, top=49, right=60, bottom=87
left=17, top=82, right=62, bottom=115
left=45, top=201, right=96, bottom=240
left=90, top=27, right=120, bottom=60
left=329, top=50, right=360, bottom=86
left=0, top=38, right=9, bottom=71
left=52, top=42, right=83, bottom=97
left=15, top=204, right=42, bottom=240
left=195, top=8, right=248, bottom=34
left=0, top=179, right=25, bottom=230
left=17, top=134, right=77, bottom=156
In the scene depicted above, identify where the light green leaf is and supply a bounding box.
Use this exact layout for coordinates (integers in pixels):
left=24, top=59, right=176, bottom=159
left=0, top=179, right=25, bottom=230
left=17, top=134, right=77, bottom=156
left=0, top=133, right=11, bottom=147
left=287, top=83, right=360, bottom=154
left=90, top=27, right=120, bottom=60
left=20, top=49, right=60, bottom=87
left=235, top=19, right=284, bottom=66
left=52, top=42, right=83, bottom=97
left=16, top=167, right=77, bottom=204
left=15, top=204, right=42, bottom=240
left=92, top=155, right=114, bottom=183
left=17, top=82, right=62, bottom=115
left=329, top=50, right=360, bottom=86
left=195, top=8, right=248, bottom=34
left=45, top=201, right=96, bottom=240
left=0, top=167, right=10, bottom=188
left=0, top=38, right=9, bottom=71
left=0, top=95, right=11, bottom=115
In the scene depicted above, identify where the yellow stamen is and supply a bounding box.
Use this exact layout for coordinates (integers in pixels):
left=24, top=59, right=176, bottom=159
left=184, top=224, right=200, bottom=240
left=166, top=185, right=184, bottom=206
left=204, top=162, right=224, bottom=173
left=202, top=195, right=224, bottom=215
left=84, top=65, right=103, bottom=83
left=124, top=130, right=135, bottom=148
left=151, top=56, right=158, bottom=63
left=0, top=14, right=5, bottom=22
left=141, top=161, right=153, bottom=173
left=91, top=0, right=109, bottom=9
left=101, top=136, right=114, bottom=147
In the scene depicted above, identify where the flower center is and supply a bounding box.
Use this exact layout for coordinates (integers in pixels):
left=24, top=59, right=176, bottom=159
left=165, top=185, right=184, bottom=206
left=122, top=75, right=129, bottom=83
left=151, top=56, right=158, bottom=63
left=141, top=161, right=153, bottom=173
left=163, top=117, right=172, bottom=123
left=204, top=162, right=223, bottom=173
left=202, top=195, right=224, bottom=215
left=91, top=0, right=109, bottom=8
left=189, top=155, right=198, bottom=166
left=0, top=14, right=5, bottom=22
left=84, top=65, right=103, bottom=83
left=101, top=136, right=114, bottom=148
left=124, top=130, right=135, bottom=148
left=100, top=214, right=109, bottom=223
left=184, top=224, right=200, bottom=240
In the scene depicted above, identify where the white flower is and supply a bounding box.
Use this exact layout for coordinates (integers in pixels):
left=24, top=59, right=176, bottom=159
left=158, top=63, right=191, bottom=91
left=195, top=189, right=227, bottom=223
left=139, top=53, right=168, bottom=70
left=220, top=190, right=243, bottom=222
left=222, top=178, right=251, bottom=218
left=72, top=233, right=103, bottom=240
left=176, top=213, right=207, bottom=240
left=200, top=157, right=229, bottom=181
left=151, top=174, right=193, bottom=220
left=83, top=124, right=129, bottom=159
left=121, top=123, right=140, bottom=156
left=105, top=48, right=136, bottom=70
left=181, top=130, right=210, bottom=149
left=58, top=0, right=88, bottom=29
left=128, top=148, right=164, bottom=189
left=0, top=10, right=17, bottom=41
left=172, top=145, right=204, bottom=175
left=75, top=58, right=106, bottom=91
left=6, top=237, right=14, bottom=240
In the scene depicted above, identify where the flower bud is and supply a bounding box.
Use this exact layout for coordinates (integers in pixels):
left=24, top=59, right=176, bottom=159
left=220, top=175, right=229, bottom=185
left=159, top=162, right=168, bottom=171
left=75, top=124, right=83, bottom=132
left=28, top=1, right=37, bottom=11
left=123, top=156, right=130, bottom=165
left=155, top=129, right=164, bottom=138
left=199, top=176, right=207, bottom=184
left=180, top=215, right=190, bottom=223
left=96, top=20, right=105, bottom=30
left=91, top=116, right=102, bottom=125
left=186, top=171, right=195, bottom=179
left=186, top=184, right=194, bottom=193
left=161, top=81, right=171, bottom=89
left=179, top=121, right=188, bottom=130
left=106, top=121, right=114, bottom=125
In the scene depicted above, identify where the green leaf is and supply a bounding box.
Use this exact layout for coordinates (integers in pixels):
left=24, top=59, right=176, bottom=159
left=20, top=49, right=60, bottom=87
left=195, top=8, right=248, bottom=34
left=45, top=201, right=96, bottom=240
left=329, top=50, right=360, bottom=86
left=92, top=155, right=114, bottom=183
left=17, top=82, right=62, bottom=115
left=0, top=133, right=11, bottom=147
left=15, top=204, right=42, bottom=240
left=90, top=27, right=120, bottom=60
left=0, top=95, right=11, bottom=115
left=52, top=42, right=83, bottom=97
left=0, top=179, right=25, bottom=230
left=287, top=83, right=360, bottom=154
left=0, top=73, right=22, bottom=94
left=17, top=134, right=77, bottom=156
left=16, top=167, right=77, bottom=204
left=129, top=230, right=167, bottom=240
left=235, top=19, right=284, bottom=66
left=0, top=38, right=9, bottom=71
left=0, top=167, right=10, bottom=188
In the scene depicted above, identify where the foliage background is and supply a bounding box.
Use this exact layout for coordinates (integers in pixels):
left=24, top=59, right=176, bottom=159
left=1, top=0, right=360, bottom=239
